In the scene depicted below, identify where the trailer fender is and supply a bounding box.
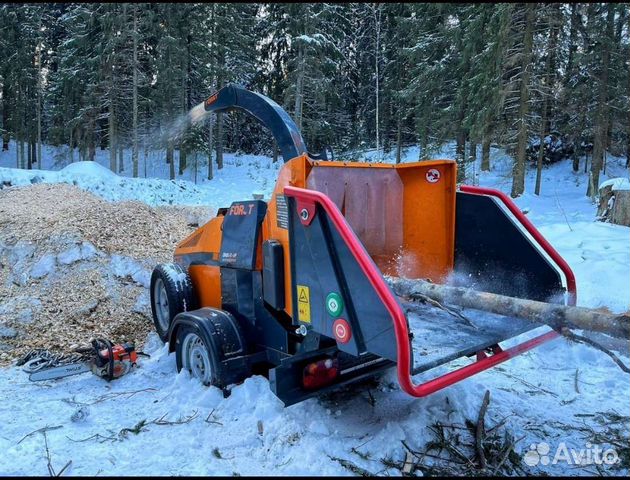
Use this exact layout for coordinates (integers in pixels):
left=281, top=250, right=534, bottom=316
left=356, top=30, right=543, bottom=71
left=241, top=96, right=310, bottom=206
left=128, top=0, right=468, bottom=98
left=168, top=307, right=244, bottom=355
left=168, top=308, right=250, bottom=387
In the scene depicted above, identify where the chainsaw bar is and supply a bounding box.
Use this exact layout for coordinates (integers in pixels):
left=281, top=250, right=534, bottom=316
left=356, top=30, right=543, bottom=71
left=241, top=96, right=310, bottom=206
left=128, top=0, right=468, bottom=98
left=28, top=362, right=90, bottom=382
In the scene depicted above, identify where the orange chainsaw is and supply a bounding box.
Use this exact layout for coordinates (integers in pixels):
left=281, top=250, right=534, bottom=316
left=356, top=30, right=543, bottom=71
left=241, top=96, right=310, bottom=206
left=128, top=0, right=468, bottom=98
left=23, top=338, right=144, bottom=382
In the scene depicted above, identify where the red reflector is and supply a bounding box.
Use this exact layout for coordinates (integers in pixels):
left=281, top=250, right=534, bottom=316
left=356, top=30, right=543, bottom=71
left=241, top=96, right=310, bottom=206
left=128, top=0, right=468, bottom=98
left=302, top=358, right=339, bottom=390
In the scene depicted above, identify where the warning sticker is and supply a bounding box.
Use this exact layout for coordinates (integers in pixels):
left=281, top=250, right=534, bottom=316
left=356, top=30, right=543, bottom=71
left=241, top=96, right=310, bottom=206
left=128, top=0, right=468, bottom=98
left=426, top=168, right=441, bottom=183
left=297, top=285, right=311, bottom=323
left=276, top=194, right=289, bottom=230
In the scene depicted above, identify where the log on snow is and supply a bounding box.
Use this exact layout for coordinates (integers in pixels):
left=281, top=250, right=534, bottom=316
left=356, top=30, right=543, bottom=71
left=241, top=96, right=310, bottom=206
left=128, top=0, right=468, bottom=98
left=388, top=278, right=630, bottom=341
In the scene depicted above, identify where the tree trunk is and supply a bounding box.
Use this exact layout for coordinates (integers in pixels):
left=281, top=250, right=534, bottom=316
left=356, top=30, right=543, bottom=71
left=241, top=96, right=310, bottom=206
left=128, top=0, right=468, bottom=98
left=132, top=5, right=139, bottom=178
left=610, top=190, right=630, bottom=227
left=109, top=80, right=116, bottom=171
left=572, top=150, right=580, bottom=172
left=216, top=111, right=224, bottom=170
left=396, top=112, right=402, bottom=164
left=468, top=141, right=477, bottom=163
left=179, top=32, right=188, bottom=177
left=143, top=139, right=148, bottom=178
left=456, top=129, right=466, bottom=183
left=535, top=15, right=558, bottom=196
left=36, top=15, right=42, bottom=168
left=374, top=4, right=381, bottom=161
left=19, top=140, right=24, bottom=169
left=167, top=141, right=175, bottom=180
left=207, top=117, right=214, bottom=181
left=1, top=84, right=8, bottom=151
left=31, top=140, right=36, bottom=166
left=511, top=3, right=535, bottom=198
left=179, top=142, right=187, bottom=175
left=598, top=183, right=630, bottom=227
left=588, top=4, right=615, bottom=197
left=69, top=129, right=74, bottom=163
left=27, top=140, right=33, bottom=170
left=481, top=135, right=491, bottom=171
left=118, top=143, right=124, bottom=172
left=418, top=119, right=429, bottom=160
left=565, top=3, right=579, bottom=83
left=294, top=42, right=305, bottom=132
left=389, top=278, right=630, bottom=340
left=627, top=12, right=630, bottom=169
left=193, top=151, right=198, bottom=184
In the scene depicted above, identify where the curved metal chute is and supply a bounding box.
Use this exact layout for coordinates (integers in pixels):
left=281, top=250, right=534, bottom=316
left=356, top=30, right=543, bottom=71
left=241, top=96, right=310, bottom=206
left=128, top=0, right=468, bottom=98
left=203, top=84, right=309, bottom=163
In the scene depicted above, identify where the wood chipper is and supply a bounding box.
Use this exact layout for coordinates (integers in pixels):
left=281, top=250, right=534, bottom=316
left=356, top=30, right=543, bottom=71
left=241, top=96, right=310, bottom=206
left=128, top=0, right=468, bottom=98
left=150, top=84, right=577, bottom=406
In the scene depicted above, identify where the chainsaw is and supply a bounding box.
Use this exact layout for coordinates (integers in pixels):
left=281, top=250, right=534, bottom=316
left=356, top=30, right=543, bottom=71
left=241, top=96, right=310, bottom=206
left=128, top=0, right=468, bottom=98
left=20, top=338, right=143, bottom=382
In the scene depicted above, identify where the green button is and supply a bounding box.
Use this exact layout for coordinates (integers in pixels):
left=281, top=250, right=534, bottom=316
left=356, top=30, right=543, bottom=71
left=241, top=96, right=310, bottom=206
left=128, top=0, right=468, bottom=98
left=326, top=292, right=344, bottom=317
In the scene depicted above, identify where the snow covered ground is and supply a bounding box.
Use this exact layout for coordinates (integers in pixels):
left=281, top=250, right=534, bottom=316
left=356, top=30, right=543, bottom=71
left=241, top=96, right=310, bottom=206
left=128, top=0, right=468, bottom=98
left=0, top=141, right=628, bottom=475
left=0, top=141, right=280, bottom=208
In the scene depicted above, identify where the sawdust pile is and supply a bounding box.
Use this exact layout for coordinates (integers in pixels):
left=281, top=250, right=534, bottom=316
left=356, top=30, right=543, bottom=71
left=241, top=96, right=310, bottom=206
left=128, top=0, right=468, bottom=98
left=0, top=183, right=203, bottom=259
left=0, top=183, right=211, bottom=365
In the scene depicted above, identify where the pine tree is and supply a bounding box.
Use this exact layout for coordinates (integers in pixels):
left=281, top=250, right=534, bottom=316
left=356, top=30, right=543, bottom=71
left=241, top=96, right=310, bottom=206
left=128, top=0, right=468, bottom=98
left=588, top=3, right=616, bottom=197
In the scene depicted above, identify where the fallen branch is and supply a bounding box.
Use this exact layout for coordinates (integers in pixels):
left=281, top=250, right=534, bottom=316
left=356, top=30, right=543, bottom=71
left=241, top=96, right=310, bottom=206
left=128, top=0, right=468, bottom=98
left=475, top=390, right=490, bottom=471
left=151, top=410, right=199, bottom=426
left=56, top=460, right=72, bottom=477
left=402, top=295, right=477, bottom=329
left=562, top=329, right=630, bottom=374
left=328, top=455, right=373, bottom=476
left=204, top=408, right=223, bottom=426
left=118, top=411, right=199, bottom=439
left=492, top=435, right=525, bottom=476
left=66, top=433, right=118, bottom=444
left=574, top=368, right=581, bottom=394
left=18, top=425, right=63, bottom=445
left=44, top=431, right=55, bottom=476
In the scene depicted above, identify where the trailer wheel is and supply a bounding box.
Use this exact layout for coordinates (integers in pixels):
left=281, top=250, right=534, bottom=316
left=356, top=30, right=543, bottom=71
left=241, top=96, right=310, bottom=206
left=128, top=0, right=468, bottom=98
left=176, top=325, right=223, bottom=388
left=150, top=263, right=194, bottom=342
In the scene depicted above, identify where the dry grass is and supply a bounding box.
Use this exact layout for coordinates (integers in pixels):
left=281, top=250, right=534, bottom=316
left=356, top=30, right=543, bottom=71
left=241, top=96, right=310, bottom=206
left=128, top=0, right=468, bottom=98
left=0, top=183, right=203, bottom=364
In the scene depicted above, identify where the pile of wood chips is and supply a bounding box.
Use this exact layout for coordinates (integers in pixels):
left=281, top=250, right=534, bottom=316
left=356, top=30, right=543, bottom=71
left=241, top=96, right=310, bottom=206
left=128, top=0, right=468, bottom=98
left=0, top=183, right=211, bottom=365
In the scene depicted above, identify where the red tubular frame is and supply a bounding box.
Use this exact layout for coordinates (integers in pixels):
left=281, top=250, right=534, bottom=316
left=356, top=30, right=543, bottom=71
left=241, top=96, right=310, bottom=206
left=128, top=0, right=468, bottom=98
left=459, top=185, right=577, bottom=306
left=284, top=186, right=561, bottom=398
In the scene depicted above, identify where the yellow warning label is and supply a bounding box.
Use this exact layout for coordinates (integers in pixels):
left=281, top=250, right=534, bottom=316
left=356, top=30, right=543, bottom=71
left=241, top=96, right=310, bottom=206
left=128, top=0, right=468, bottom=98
left=297, top=285, right=311, bottom=323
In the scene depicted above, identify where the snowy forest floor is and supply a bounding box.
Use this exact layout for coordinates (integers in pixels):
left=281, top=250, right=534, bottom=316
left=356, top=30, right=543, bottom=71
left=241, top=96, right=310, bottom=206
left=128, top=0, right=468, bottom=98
left=0, top=142, right=628, bottom=476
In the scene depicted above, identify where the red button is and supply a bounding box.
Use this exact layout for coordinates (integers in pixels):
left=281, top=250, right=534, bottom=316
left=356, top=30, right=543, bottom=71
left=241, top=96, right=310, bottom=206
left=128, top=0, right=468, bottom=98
left=333, top=319, right=352, bottom=344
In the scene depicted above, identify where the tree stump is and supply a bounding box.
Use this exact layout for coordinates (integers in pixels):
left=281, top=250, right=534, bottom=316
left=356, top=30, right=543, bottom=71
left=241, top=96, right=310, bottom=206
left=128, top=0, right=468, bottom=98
left=597, top=179, right=630, bottom=227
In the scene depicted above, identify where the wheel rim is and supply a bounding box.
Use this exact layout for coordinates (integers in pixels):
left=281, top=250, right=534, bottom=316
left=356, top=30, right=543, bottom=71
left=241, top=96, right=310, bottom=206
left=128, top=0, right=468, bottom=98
left=153, top=277, right=170, bottom=331
left=181, top=332, right=212, bottom=384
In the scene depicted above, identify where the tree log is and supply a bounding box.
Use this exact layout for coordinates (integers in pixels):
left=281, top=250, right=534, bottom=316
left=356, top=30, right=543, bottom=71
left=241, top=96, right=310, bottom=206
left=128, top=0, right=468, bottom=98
left=388, top=278, right=630, bottom=340
left=598, top=180, right=630, bottom=227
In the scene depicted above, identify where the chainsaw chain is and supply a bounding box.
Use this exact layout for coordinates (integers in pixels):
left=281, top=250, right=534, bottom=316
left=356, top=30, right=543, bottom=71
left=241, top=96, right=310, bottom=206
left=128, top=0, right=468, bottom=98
left=17, top=348, right=92, bottom=374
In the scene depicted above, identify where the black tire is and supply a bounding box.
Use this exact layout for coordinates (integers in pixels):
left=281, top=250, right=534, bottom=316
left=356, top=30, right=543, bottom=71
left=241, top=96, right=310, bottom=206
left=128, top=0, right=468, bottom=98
left=175, top=325, right=225, bottom=388
left=150, top=263, right=195, bottom=342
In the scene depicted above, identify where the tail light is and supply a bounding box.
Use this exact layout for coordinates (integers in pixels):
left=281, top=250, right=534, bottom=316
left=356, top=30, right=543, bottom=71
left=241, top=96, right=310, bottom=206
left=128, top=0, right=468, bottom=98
left=302, top=357, right=339, bottom=390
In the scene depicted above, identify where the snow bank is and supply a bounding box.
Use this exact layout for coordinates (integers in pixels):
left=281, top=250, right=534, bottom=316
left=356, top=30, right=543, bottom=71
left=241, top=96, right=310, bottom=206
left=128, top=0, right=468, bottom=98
left=0, top=141, right=282, bottom=208
left=600, top=177, right=630, bottom=191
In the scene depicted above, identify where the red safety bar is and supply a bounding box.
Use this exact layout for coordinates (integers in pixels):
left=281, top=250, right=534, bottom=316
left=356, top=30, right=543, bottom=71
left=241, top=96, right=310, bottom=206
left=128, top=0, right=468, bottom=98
left=459, top=185, right=577, bottom=306
left=284, top=186, right=560, bottom=398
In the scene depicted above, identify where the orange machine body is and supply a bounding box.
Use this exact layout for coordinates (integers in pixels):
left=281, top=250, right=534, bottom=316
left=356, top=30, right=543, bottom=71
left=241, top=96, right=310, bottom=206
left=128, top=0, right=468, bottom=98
left=174, top=154, right=457, bottom=318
